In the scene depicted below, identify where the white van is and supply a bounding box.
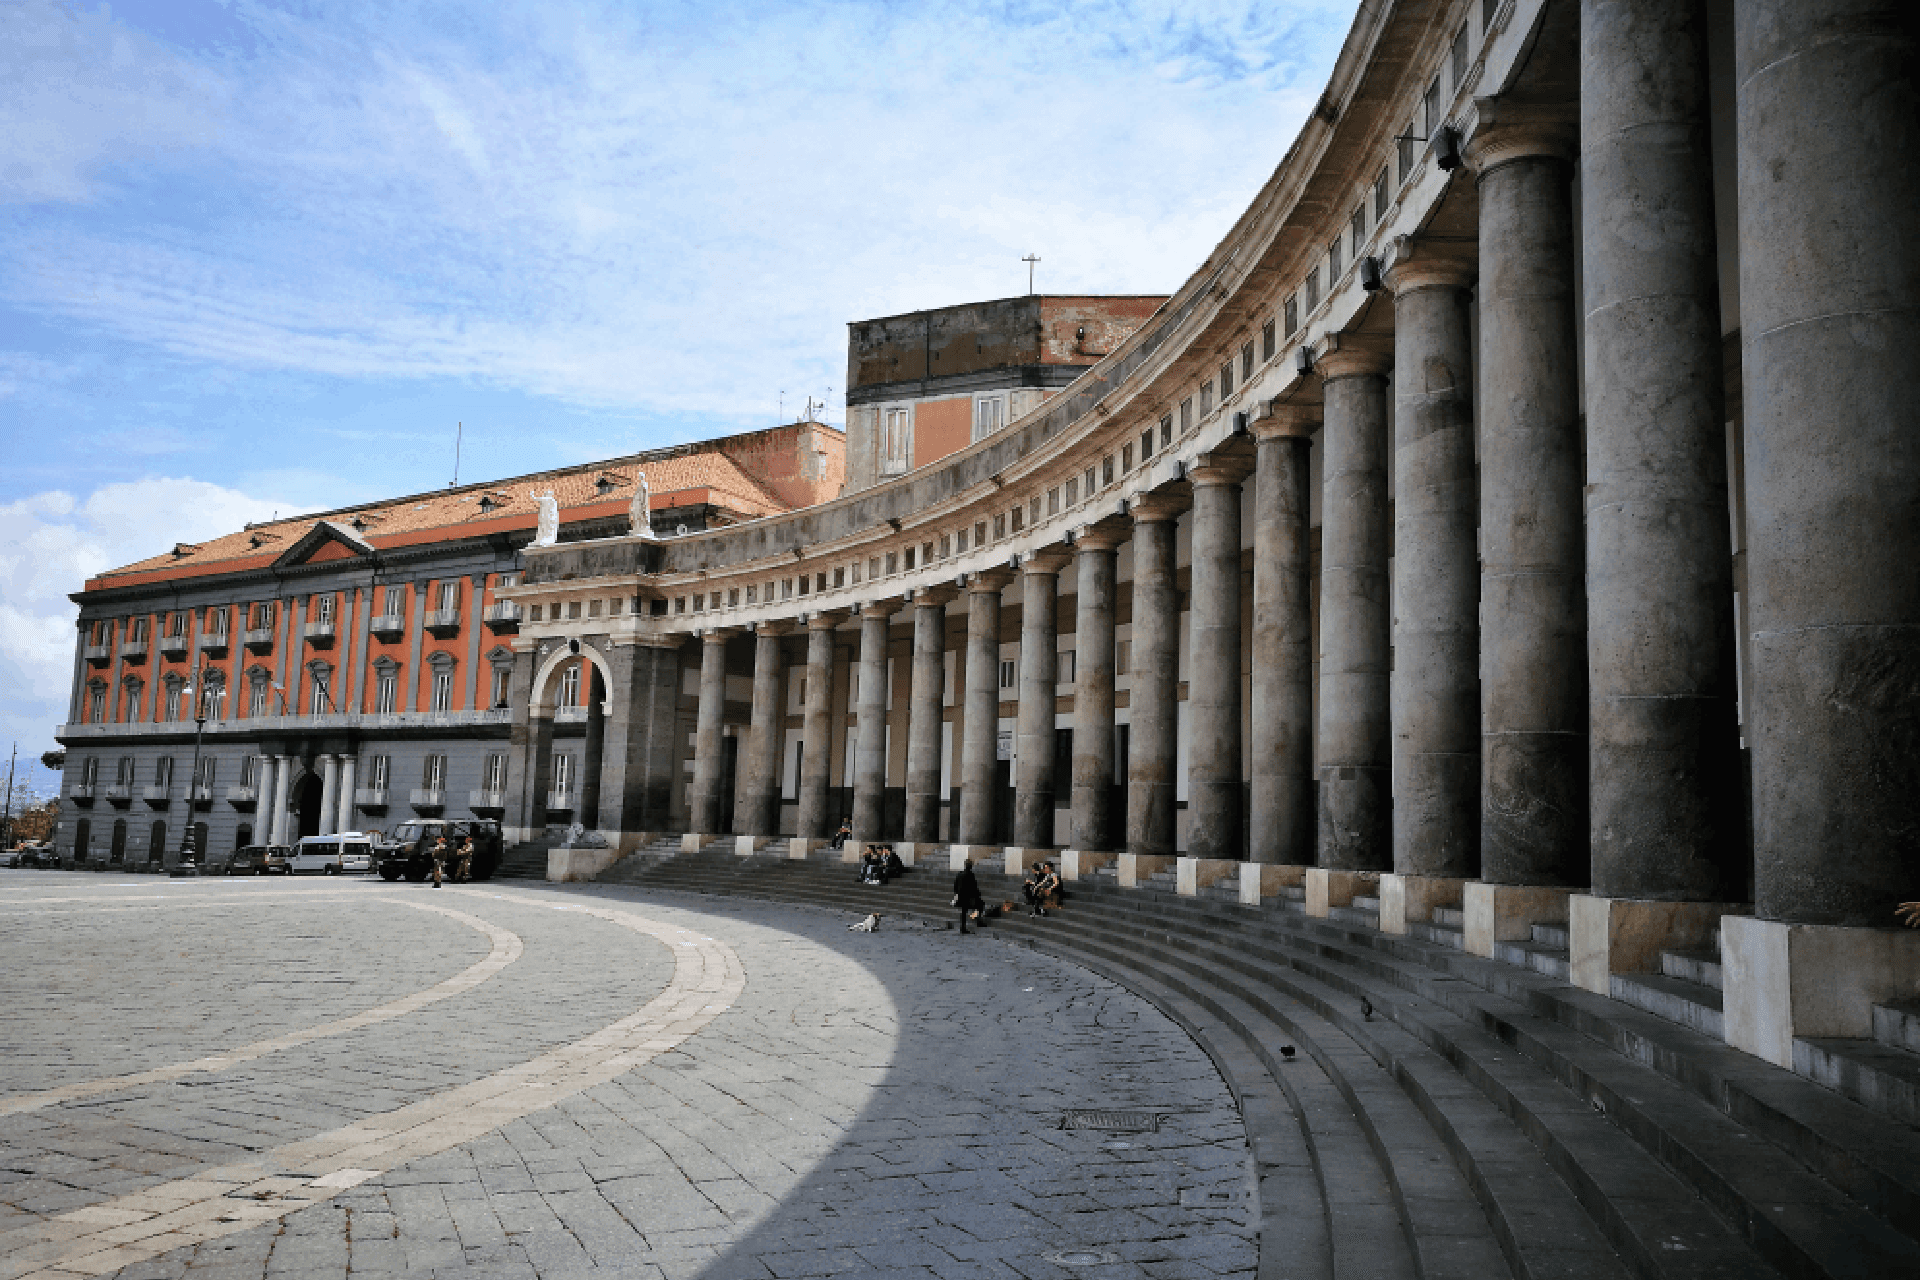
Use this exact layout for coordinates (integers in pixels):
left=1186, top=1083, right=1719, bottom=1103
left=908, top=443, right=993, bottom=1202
left=286, top=833, right=376, bottom=876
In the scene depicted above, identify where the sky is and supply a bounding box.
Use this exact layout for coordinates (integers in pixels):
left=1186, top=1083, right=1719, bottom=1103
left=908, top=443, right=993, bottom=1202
left=0, top=0, right=1352, bottom=792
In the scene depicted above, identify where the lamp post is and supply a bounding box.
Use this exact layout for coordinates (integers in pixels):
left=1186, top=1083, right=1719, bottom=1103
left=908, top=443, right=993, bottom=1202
left=174, top=675, right=210, bottom=876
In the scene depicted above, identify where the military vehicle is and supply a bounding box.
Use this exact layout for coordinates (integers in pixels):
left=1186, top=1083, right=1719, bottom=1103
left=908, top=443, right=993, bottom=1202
left=375, top=818, right=502, bottom=882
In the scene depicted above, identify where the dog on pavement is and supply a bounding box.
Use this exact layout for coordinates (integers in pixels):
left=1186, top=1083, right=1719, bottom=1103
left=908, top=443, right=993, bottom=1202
left=848, top=913, right=881, bottom=932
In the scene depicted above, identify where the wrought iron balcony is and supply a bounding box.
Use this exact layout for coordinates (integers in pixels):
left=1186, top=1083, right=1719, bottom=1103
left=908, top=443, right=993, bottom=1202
left=468, top=789, right=506, bottom=812
left=304, top=620, right=336, bottom=647
left=483, top=602, right=522, bottom=633
left=226, top=785, right=257, bottom=808
left=141, top=785, right=170, bottom=806
left=545, top=790, right=574, bottom=812
left=408, top=788, right=446, bottom=812
left=158, top=634, right=189, bottom=657
left=199, top=628, right=230, bottom=654
left=424, top=608, right=462, bottom=637
left=370, top=613, right=406, bottom=639
left=120, top=639, right=148, bottom=660
left=104, top=784, right=131, bottom=804
left=85, top=643, right=110, bottom=664
left=354, top=787, right=389, bottom=809
left=68, top=783, right=95, bottom=803
left=243, top=627, right=275, bottom=652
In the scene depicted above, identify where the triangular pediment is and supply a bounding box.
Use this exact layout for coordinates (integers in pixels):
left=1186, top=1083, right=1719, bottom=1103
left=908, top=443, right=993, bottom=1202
left=273, top=520, right=377, bottom=569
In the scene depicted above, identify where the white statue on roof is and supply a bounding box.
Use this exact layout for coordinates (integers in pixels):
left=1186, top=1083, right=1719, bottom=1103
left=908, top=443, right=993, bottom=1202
left=530, top=489, right=559, bottom=547
left=629, top=471, right=655, bottom=538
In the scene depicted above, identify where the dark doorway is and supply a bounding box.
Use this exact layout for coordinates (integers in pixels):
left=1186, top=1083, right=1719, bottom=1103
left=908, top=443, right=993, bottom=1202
left=236, top=824, right=253, bottom=850
left=294, top=773, right=324, bottom=839
left=192, top=822, right=209, bottom=858
left=75, top=818, right=91, bottom=863
left=148, top=820, right=166, bottom=863
left=717, top=737, right=739, bottom=835
left=110, top=819, right=127, bottom=864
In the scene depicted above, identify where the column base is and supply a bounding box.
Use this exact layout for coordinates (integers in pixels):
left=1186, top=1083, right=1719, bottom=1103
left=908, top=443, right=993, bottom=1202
left=1003, top=846, right=1056, bottom=877
left=787, top=837, right=822, bottom=860
left=1117, top=853, right=1176, bottom=888
left=949, top=844, right=1001, bottom=871
left=1568, top=895, right=1748, bottom=997
left=1464, top=882, right=1579, bottom=958
left=682, top=833, right=723, bottom=853
left=1723, top=916, right=1920, bottom=1069
left=1306, top=868, right=1380, bottom=918
left=891, top=842, right=931, bottom=867
left=734, top=835, right=771, bottom=856
left=548, top=846, right=623, bottom=882
left=1177, top=857, right=1239, bottom=896
left=1380, top=875, right=1467, bottom=936
left=1240, top=863, right=1307, bottom=906
left=1060, top=849, right=1117, bottom=881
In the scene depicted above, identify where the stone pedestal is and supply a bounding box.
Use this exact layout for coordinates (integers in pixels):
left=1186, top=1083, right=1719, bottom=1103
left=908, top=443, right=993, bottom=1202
left=786, top=837, right=823, bottom=860
left=734, top=834, right=771, bottom=856
left=1306, top=868, right=1379, bottom=918
left=1177, top=857, right=1238, bottom=896
left=1061, top=849, right=1116, bottom=881
left=1723, top=917, right=1920, bottom=1069
left=1464, top=882, right=1576, bottom=958
left=1118, top=853, right=1176, bottom=888
left=1568, top=895, right=1745, bottom=997
left=1241, top=863, right=1307, bottom=906
left=949, top=844, right=1000, bottom=872
left=1003, top=846, right=1054, bottom=877
left=890, top=842, right=929, bottom=868
left=681, top=832, right=721, bottom=852
left=548, top=845, right=623, bottom=882
left=1380, top=874, right=1466, bottom=936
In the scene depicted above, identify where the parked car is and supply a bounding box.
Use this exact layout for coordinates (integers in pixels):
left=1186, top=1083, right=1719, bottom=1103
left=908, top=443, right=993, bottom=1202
left=223, top=845, right=288, bottom=875
left=376, top=819, right=501, bottom=882
left=285, top=834, right=376, bottom=876
left=14, top=844, right=58, bottom=869
left=0, top=848, right=21, bottom=868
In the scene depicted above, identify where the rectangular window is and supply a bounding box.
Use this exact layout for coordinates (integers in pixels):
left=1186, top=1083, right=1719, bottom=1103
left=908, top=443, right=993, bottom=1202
left=197, top=756, right=216, bottom=790
left=369, top=755, right=390, bottom=790
left=1117, top=640, right=1130, bottom=674
left=440, top=580, right=460, bottom=612
left=129, top=616, right=149, bottom=642
left=1375, top=166, right=1390, bottom=220
left=1451, top=26, right=1469, bottom=91
left=870, top=556, right=882, bottom=579
left=1140, top=429, right=1155, bottom=461
left=423, top=754, right=446, bottom=790
left=485, top=753, right=507, bottom=791
left=817, top=572, right=827, bottom=593
left=166, top=611, right=184, bottom=637
left=567, top=600, right=582, bottom=619
left=88, top=686, right=103, bottom=721
left=1065, top=477, right=1078, bottom=506
left=1009, top=505, right=1024, bottom=534
left=692, top=594, right=705, bottom=612
left=882, top=407, right=911, bottom=470
left=116, top=757, right=132, bottom=786
left=205, top=683, right=225, bottom=719
left=1059, top=650, right=1075, bottom=684
left=164, top=684, right=182, bottom=722
left=993, top=514, right=1006, bottom=541
left=1047, top=488, right=1060, bottom=516
left=1219, top=360, right=1234, bottom=398
left=1104, top=456, right=1117, bottom=487
left=430, top=669, right=454, bottom=712
left=315, top=594, right=335, bottom=624
left=1000, top=660, right=1016, bottom=689
left=1398, top=132, right=1415, bottom=182
left=727, top=588, right=739, bottom=607
left=1351, top=208, right=1367, bottom=256
left=530, top=604, right=543, bottom=622
left=1261, top=320, right=1276, bottom=362
left=384, top=586, right=405, bottom=616
left=1122, top=443, right=1134, bottom=473
left=1242, top=340, right=1255, bottom=380
left=491, top=667, right=510, bottom=708
left=241, top=755, right=256, bottom=787
left=587, top=598, right=603, bottom=617
left=1160, top=415, right=1173, bottom=450
left=374, top=670, right=397, bottom=714
left=312, top=670, right=332, bottom=713
left=154, top=756, right=172, bottom=787
left=1284, top=294, right=1299, bottom=337
left=1029, top=496, right=1041, bottom=525
left=938, top=535, right=950, bottom=559
left=1424, top=78, right=1441, bottom=136
left=1180, top=398, right=1193, bottom=432
left=975, top=520, right=987, bottom=548
left=919, top=545, right=931, bottom=570
left=956, top=528, right=968, bottom=553
left=551, top=753, right=572, bottom=796
left=973, top=395, right=1006, bottom=441
left=902, top=547, right=915, bottom=571
left=835, top=567, right=846, bottom=586
left=1329, top=236, right=1343, bottom=281
left=1200, top=381, right=1214, bottom=416
left=1305, top=265, right=1321, bottom=311
left=250, top=682, right=272, bottom=716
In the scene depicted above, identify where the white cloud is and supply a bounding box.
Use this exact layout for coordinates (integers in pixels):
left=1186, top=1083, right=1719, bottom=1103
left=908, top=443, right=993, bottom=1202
left=0, top=478, right=298, bottom=758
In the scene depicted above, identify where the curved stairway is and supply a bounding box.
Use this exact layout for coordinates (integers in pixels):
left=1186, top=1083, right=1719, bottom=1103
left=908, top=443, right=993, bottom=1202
left=578, top=845, right=1920, bottom=1280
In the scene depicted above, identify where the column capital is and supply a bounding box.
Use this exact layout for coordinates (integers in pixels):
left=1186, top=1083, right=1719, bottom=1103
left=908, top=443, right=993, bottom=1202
left=1250, top=402, right=1321, bottom=441
left=753, top=620, right=794, bottom=638
left=1462, top=96, right=1578, bottom=175
left=805, top=610, right=848, bottom=631
left=1312, top=332, right=1394, bottom=381
left=858, top=600, right=900, bottom=621
left=1380, top=235, right=1477, bottom=294
left=1074, top=515, right=1131, bottom=553
left=1017, top=547, right=1074, bottom=577
left=696, top=627, right=740, bottom=645
left=965, top=567, right=1017, bottom=594
left=1187, top=443, right=1255, bottom=488
left=1129, top=488, right=1192, bottom=524
left=909, top=584, right=960, bottom=608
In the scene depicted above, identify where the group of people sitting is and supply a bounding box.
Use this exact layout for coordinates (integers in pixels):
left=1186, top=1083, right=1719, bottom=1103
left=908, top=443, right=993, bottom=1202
left=1022, top=861, right=1061, bottom=916
left=858, top=844, right=907, bottom=885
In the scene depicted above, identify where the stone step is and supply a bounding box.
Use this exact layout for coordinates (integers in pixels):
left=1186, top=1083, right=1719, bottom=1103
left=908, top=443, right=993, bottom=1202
left=1795, top=1038, right=1920, bottom=1129
left=1609, top=971, right=1726, bottom=1040
left=1875, top=1000, right=1920, bottom=1054
left=1531, top=922, right=1569, bottom=950
left=1660, top=947, right=1724, bottom=991
left=1432, top=906, right=1464, bottom=928
left=1351, top=894, right=1381, bottom=912
left=1326, top=905, right=1381, bottom=930
left=1409, top=921, right=1466, bottom=951
left=1492, top=937, right=1570, bottom=981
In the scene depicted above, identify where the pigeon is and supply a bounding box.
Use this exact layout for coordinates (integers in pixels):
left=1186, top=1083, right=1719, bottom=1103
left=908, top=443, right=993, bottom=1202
left=1360, top=996, right=1373, bottom=1021
left=1279, top=1045, right=1297, bottom=1061
left=848, top=913, right=881, bottom=932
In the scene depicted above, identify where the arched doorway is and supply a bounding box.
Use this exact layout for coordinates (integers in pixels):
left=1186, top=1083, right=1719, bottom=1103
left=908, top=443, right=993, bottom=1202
left=293, top=774, right=324, bottom=839
left=74, top=818, right=91, bottom=864
left=110, top=819, right=127, bottom=864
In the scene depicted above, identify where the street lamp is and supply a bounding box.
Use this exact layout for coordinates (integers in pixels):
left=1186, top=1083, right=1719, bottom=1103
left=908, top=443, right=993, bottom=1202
left=174, top=673, right=211, bottom=876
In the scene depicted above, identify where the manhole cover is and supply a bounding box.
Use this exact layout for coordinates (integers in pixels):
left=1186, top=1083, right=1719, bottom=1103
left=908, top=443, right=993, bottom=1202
left=1046, top=1249, right=1119, bottom=1266
left=1059, top=1109, right=1162, bottom=1132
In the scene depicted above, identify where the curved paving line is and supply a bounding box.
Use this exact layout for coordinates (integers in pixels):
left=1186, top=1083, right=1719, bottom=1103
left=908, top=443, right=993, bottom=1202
left=0, top=901, right=745, bottom=1280
left=0, top=895, right=523, bottom=1119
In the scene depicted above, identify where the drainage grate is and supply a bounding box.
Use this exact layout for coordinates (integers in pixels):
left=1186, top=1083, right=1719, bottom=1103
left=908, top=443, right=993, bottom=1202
left=1059, top=1108, right=1162, bottom=1132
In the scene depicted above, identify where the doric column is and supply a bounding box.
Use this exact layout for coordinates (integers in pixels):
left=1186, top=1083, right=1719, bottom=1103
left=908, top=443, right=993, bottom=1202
left=904, top=588, right=956, bottom=843
left=959, top=569, right=1014, bottom=846
left=687, top=630, right=733, bottom=835
left=1315, top=338, right=1394, bottom=872
left=267, top=756, right=293, bottom=846
left=1250, top=406, right=1318, bottom=865
left=1582, top=0, right=1740, bottom=901
left=1735, top=0, right=1919, bottom=926
left=737, top=622, right=789, bottom=838
left=1383, top=242, right=1481, bottom=878
left=1466, top=102, right=1588, bottom=886
left=795, top=613, right=843, bottom=838
left=1187, top=447, right=1254, bottom=860
left=1070, top=526, right=1124, bottom=852
left=317, top=754, right=339, bottom=836
left=850, top=603, right=894, bottom=838
left=336, top=756, right=357, bottom=833
left=1127, top=492, right=1188, bottom=857
left=1013, top=550, right=1070, bottom=850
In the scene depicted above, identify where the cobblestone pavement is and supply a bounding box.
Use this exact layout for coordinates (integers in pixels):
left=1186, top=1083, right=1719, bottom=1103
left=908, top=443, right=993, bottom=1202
left=0, top=872, right=1256, bottom=1280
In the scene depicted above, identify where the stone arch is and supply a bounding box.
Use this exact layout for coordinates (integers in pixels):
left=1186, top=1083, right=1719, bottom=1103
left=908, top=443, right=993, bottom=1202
left=529, top=640, right=614, bottom=716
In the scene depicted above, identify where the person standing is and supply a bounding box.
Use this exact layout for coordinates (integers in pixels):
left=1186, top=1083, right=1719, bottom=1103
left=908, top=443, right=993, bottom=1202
left=430, top=837, right=447, bottom=889
left=954, top=858, right=984, bottom=934
left=455, top=836, right=474, bottom=884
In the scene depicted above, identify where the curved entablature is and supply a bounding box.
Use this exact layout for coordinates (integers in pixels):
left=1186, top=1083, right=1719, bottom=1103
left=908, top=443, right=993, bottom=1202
left=511, top=0, right=1531, bottom=637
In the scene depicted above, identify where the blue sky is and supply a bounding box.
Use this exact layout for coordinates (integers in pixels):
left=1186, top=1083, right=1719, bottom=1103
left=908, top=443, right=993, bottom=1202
left=0, top=0, right=1349, bottom=782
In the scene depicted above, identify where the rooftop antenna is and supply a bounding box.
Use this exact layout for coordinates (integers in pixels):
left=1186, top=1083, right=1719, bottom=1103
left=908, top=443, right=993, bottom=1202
left=1023, top=253, right=1041, bottom=295
left=452, top=421, right=462, bottom=488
